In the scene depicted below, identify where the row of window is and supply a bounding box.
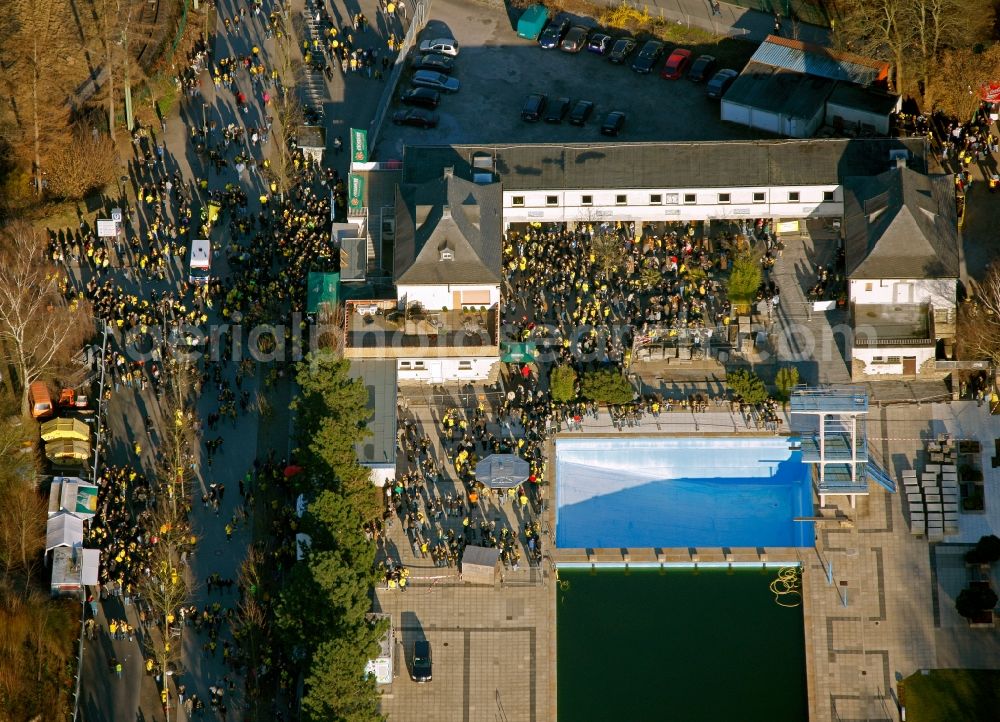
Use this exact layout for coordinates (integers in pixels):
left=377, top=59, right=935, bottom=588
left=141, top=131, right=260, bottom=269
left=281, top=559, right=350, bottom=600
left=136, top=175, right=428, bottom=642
left=511, top=191, right=836, bottom=207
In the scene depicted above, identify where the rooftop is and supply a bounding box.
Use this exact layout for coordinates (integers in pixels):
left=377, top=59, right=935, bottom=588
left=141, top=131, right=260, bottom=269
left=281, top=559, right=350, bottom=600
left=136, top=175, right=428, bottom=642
left=343, top=300, right=498, bottom=357
left=853, top=303, right=934, bottom=346
left=751, top=34, right=890, bottom=87
left=401, top=138, right=929, bottom=191
left=844, top=166, right=960, bottom=279
left=394, top=173, right=503, bottom=285
left=826, top=83, right=901, bottom=116
left=347, top=359, right=397, bottom=468
left=789, top=386, right=869, bottom=414
left=724, top=62, right=836, bottom=120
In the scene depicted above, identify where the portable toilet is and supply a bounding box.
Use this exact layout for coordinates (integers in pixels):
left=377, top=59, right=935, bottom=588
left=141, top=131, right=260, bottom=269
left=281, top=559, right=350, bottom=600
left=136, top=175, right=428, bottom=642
left=517, top=4, right=549, bottom=40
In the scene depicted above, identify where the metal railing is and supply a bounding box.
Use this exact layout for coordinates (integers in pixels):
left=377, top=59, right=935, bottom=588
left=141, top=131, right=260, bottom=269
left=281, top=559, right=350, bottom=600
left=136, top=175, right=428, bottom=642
left=367, top=0, right=431, bottom=158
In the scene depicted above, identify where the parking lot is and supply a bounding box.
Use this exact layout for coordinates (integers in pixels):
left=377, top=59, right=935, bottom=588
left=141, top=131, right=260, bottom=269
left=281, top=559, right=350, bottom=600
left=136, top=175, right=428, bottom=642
left=375, top=0, right=760, bottom=157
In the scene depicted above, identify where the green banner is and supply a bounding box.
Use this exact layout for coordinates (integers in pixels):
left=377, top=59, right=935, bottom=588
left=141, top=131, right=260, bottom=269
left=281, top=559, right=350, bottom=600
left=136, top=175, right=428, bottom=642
left=350, top=128, right=368, bottom=163
left=348, top=173, right=365, bottom=211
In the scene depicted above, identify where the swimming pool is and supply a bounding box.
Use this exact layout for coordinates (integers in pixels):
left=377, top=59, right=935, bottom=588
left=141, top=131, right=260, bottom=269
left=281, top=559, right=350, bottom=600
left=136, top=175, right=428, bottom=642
left=555, top=436, right=814, bottom=548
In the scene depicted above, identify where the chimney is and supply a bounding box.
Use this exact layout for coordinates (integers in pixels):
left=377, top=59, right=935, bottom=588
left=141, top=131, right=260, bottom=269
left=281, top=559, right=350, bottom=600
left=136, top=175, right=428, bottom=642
left=441, top=203, right=451, bottom=220
left=895, top=155, right=906, bottom=170
left=443, top=166, right=454, bottom=179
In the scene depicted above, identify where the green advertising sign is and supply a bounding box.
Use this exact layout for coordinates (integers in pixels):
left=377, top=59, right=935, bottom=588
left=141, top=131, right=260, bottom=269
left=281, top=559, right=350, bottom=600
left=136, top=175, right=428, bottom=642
left=348, top=173, right=365, bottom=211
left=350, top=128, right=369, bottom=163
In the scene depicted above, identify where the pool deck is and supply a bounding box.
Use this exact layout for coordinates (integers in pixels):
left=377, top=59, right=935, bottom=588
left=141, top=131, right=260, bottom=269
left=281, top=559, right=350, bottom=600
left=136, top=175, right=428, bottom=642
left=377, top=397, right=1000, bottom=722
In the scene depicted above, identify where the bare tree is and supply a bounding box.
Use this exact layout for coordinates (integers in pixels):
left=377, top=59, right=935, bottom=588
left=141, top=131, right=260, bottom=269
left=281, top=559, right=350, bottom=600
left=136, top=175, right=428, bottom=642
left=0, top=223, right=94, bottom=415
left=927, top=44, right=1000, bottom=120
left=905, top=0, right=993, bottom=101
left=265, top=94, right=304, bottom=203
left=835, top=0, right=915, bottom=92
left=152, top=360, right=197, bottom=516
left=588, top=224, right=623, bottom=281
left=958, top=262, right=1000, bottom=366
left=46, top=122, right=118, bottom=199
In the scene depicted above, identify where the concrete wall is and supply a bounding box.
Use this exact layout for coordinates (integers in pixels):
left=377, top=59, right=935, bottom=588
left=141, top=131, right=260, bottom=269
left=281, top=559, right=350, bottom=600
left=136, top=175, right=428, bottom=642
left=396, top=356, right=495, bottom=382
left=851, top=345, right=936, bottom=377
left=849, top=278, right=956, bottom=308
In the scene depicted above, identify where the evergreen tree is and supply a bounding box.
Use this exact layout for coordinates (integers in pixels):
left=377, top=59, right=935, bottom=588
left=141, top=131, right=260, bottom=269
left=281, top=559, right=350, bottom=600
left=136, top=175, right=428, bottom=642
left=580, top=368, right=635, bottom=405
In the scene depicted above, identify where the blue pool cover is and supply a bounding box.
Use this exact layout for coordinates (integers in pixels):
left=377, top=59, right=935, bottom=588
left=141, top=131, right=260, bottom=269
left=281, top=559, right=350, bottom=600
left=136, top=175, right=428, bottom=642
left=555, top=436, right=814, bottom=549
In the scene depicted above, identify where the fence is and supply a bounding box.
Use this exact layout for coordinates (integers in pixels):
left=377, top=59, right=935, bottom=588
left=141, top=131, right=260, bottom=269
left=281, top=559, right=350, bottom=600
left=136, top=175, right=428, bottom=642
left=367, top=0, right=432, bottom=158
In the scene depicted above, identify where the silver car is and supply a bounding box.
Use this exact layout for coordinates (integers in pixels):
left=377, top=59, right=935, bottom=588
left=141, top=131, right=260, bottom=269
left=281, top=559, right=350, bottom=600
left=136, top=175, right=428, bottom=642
left=418, top=38, right=459, bottom=56
left=412, top=70, right=460, bottom=93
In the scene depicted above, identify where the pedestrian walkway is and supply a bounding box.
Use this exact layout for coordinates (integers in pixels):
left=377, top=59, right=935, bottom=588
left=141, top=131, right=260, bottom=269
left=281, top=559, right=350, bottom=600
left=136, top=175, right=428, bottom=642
left=586, top=0, right=830, bottom=45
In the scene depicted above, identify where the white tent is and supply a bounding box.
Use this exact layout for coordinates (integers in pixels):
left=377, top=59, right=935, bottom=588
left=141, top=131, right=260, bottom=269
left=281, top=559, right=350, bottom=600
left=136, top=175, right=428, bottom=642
left=50, top=547, right=100, bottom=595
left=46, top=512, right=84, bottom=552
left=48, top=477, right=99, bottom=520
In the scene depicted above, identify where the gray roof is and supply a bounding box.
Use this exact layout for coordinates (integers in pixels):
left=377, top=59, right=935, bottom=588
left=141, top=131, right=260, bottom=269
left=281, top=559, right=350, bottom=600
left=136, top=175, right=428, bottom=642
left=394, top=173, right=502, bottom=285
left=843, top=166, right=959, bottom=279
left=724, top=62, right=835, bottom=120
left=402, top=138, right=928, bottom=191
left=750, top=35, right=888, bottom=87
left=827, top=83, right=900, bottom=116
left=340, top=236, right=367, bottom=282
left=348, top=360, right=397, bottom=468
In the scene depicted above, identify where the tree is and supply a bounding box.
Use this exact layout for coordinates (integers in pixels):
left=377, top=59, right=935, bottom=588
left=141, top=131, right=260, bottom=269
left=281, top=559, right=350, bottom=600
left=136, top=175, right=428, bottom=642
left=966, top=534, right=1000, bottom=565
left=957, top=261, right=1000, bottom=366
left=835, top=0, right=915, bottom=92
left=0, top=222, right=93, bottom=414
left=549, top=364, right=577, bottom=403
left=725, top=250, right=761, bottom=307
left=905, top=0, right=992, bottom=101
left=774, top=366, right=800, bottom=407
left=301, top=632, right=384, bottom=722
left=956, top=585, right=999, bottom=619
left=266, top=93, right=305, bottom=202
left=588, top=225, right=622, bottom=280
left=292, top=352, right=380, bottom=522
left=728, top=368, right=769, bottom=405
left=580, top=368, right=635, bottom=405
left=45, top=124, right=118, bottom=200
left=928, top=44, right=1000, bottom=122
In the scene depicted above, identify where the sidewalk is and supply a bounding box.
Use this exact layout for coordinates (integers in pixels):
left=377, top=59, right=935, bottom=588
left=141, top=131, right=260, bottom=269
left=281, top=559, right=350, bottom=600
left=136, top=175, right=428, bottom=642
left=587, top=0, right=830, bottom=45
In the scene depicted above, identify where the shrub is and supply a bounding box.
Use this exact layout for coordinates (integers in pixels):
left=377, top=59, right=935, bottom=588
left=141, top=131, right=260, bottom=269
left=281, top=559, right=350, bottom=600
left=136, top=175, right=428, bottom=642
left=726, top=250, right=762, bottom=306
left=728, top=368, right=769, bottom=405
left=580, top=369, right=635, bottom=405
left=550, top=364, right=578, bottom=404
left=774, top=366, right=800, bottom=405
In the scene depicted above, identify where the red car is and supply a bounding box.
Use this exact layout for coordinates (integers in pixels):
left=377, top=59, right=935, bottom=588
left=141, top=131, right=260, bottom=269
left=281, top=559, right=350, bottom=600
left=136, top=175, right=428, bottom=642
left=660, top=48, right=692, bottom=79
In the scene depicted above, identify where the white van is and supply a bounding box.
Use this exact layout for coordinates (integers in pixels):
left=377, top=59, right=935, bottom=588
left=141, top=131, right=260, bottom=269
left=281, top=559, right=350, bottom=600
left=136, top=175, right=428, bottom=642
left=188, top=239, right=211, bottom=284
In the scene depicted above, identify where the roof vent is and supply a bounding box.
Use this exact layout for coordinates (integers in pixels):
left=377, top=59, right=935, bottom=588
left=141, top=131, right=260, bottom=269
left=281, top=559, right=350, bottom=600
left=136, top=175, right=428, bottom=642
left=439, top=248, right=454, bottom=262
left=441, top=203, right=451, bottom=220
left=443, top=166, right=454, bottom=179
left=888, top=148, right=909, bottom=169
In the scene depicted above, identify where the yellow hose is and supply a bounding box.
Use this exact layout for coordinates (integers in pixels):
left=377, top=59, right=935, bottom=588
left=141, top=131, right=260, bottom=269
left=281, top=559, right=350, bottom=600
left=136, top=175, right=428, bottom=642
left=769, top=567, right=801, bottom=608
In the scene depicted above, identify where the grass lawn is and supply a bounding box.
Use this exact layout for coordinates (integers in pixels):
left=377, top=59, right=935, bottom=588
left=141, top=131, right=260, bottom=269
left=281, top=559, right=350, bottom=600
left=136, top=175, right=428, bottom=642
left=902, top=669, right=1000, bottom=722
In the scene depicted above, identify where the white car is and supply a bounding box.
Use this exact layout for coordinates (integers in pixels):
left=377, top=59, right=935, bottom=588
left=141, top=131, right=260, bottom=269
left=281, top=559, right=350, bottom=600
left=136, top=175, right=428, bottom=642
left=419, top=38, right=459, bottom=57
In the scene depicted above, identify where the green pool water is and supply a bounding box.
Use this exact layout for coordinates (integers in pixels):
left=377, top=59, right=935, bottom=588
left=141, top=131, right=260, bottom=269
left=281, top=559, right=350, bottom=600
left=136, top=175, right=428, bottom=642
left=557, top=568, right=808, bottom=722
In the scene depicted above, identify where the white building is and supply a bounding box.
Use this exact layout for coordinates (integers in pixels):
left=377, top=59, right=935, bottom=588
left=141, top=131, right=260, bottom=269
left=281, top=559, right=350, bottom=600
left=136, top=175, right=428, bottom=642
left=343, top=169, right=502, bottom=384
left=843, top=163, right=960, bottom=378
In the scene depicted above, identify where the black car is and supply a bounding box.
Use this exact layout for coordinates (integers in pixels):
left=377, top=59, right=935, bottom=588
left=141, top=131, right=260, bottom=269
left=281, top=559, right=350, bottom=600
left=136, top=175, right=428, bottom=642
left=411, top=640, right=432, bottom=682
left=411, top=53, right=455, bottom=74
left=631, top=40, right=665, bottom=74
left=392, top=108, right=439, bottom=128
left=600, top=110, right=626, bottom=136
left=401, top=87, right=440, bottom=109
left=560, top=26, right=589, bottom=53
left=687, top=54, right=717, bottom=82
left=545, top=97, right=571, bottom=123
left=706, top=68, right=738, bottom=98
left=587, top=33, right=612, bottom=55
left=538, top=18, right=570, bottom=49
left=568, top=99, right=595, bottom=126
left=608, top=38, right=636, bottom=64
left=521, top=93, right=547, bottom=122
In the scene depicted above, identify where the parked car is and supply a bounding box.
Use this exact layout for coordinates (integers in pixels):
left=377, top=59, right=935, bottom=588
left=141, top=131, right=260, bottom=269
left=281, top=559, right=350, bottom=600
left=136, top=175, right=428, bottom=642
left=418, top=38, right=459, bottom=56
left=401, top=87, right=441, bottom=109
left=392, top=108, right=439, bottom=128
left=600, top=110, right=626, bottom=136
left=538, top=17, right=570, bottom=49
left=706, top=68, right=738, bottom=98
left=522, top=93, right=547, bottom=122
left=631, top=40, right=665, bottom=74
left=587, top=33, right=612, bottom=55
left=608, top=38, right=636, bottom=63
left=687, top=54, right=716, bottom=82
left=568, top=99, right=595, bottom=126
left=411, top=641, right=432, bottom=683
left=29, top=381, right=53, bottom=419
left=545, top=96, right=571, bottom=123
left=660, top=48, right=692, bottom=79
left=411, top=70, right=460, bottom=93
left=560, top=26, right=589, bottom=53
left=411, top=53, right=455, bottom=73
